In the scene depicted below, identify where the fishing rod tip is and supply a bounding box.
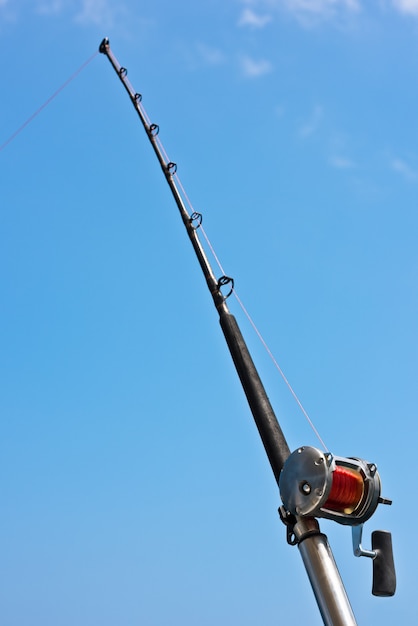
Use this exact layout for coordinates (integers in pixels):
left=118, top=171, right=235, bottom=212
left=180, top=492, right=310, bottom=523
left=99, top=37, right=109, bottom=54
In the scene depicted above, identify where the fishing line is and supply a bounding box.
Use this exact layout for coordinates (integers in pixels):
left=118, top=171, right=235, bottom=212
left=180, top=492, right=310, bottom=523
left=0, top=50, right=99, bottom=152
left=14, top=39, right=326, bottom=450
left=201, top=224, right=327, bottom=451
left=174, top=172, right=328, bottom=450
left=231, top=290, right=328, bottom=452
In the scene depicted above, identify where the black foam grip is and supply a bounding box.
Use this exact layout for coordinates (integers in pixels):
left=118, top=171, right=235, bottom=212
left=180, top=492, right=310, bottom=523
left=372, top=530, right=396, bottom=597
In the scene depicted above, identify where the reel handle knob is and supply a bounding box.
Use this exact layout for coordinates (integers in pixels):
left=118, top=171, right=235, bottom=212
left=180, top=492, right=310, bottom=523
left=371, top=530, right=396, bottom=597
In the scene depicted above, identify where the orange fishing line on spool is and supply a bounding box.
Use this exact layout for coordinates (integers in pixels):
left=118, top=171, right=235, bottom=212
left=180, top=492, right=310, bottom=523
left=325, top=466, right=364, bottom=514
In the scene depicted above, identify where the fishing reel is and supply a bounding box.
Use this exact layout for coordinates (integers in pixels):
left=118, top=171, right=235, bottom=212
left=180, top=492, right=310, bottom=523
left=279, top=446, right=396, bottom=596
left=279, top=446, right=386, bottom=525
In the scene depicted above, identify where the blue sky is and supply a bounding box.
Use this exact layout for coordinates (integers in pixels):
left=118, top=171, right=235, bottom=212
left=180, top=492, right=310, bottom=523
left=1, top=1, right=417, bottom=624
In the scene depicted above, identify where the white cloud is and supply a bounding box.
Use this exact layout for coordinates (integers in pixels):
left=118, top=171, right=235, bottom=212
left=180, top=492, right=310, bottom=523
left=328, top=132, right=356, bottom=167
left=0, top=0, right=17, bottom=21
left=282, top=0, right=360, bottom=14
left=36, top=0, right=66, bottom=16
left=196, top=43, right=226, bottom=66
left=294, top=0, right=356, bottom=9
left=34, top=0, right=127, bottom=27
left=392, top=0, right=418, bottom=15
left=329, top=155, right=355, bottom=169
left=238, top=8, right=272, bottom=28
left=246, top=0, right=360, bottom=25
left=275, top=104, right=286, bottom=118
left=74, top=0, right=126, bottom=29
left=392, top=157, right=418, bottom=181
left=240, top=55, right=273, bottom=77
left=299, top=105, right=323, bottom=137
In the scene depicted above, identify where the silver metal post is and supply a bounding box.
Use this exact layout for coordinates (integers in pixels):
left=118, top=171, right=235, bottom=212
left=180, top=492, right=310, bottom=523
left=293, top=518, right=357, bottom=626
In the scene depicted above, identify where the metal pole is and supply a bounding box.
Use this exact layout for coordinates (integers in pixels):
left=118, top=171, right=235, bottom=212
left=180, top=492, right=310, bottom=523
left=99, top=38, right=359, bottom=625
left=290, top=517, right=357, bottom=626
left=300, top=535, right=357, bottom=626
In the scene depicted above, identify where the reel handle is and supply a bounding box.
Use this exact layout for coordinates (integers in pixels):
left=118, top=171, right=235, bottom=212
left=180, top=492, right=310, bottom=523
left=371, top=530, right=396, bottom=597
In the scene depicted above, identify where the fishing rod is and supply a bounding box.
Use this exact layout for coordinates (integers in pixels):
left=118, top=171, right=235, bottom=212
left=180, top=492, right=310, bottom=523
left=99, top=38, right=396, bottom=625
